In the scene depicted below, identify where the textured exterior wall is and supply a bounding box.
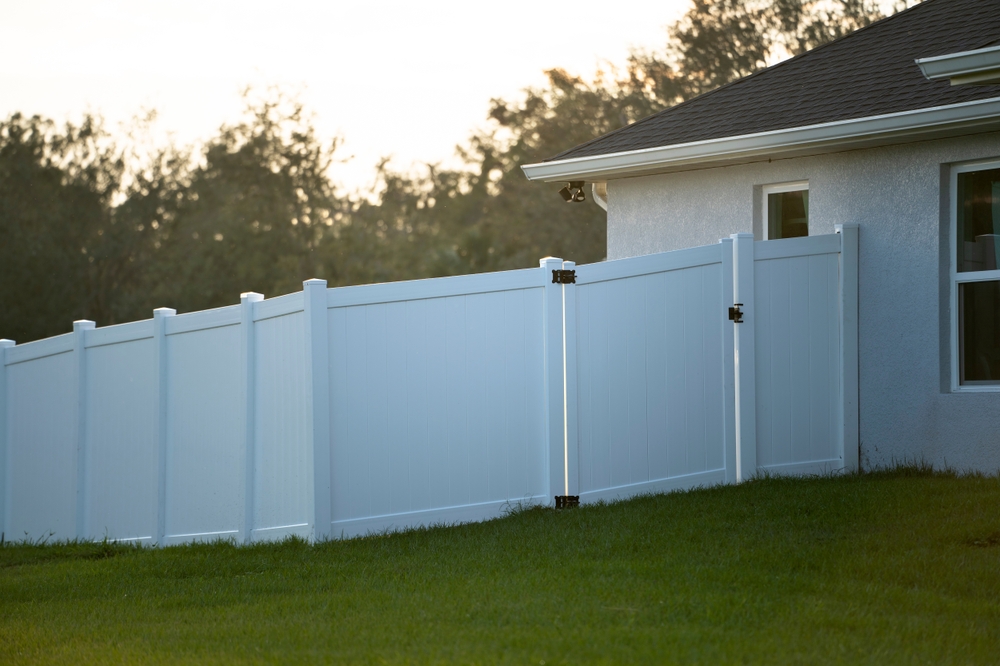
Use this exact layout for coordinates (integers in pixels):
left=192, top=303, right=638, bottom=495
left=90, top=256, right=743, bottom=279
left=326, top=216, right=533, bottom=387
left=606, top=132, right=1000, bottom=472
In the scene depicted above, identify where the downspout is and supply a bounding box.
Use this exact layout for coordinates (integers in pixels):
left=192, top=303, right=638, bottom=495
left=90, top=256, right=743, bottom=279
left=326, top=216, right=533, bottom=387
left=591, top=182, right=608, bottom=211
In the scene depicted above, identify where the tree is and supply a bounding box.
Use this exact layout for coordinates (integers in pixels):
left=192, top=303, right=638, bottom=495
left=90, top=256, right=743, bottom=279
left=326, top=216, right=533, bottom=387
left=0, top=113, right=159, bottom=342
left=1, top=1, right=900, bottom=341
left=0, top=93, right=352, bottom=340
left=344, top=66, right=660, bottom=281
left=358, top=0, right=893, bottom=279
left=640, top=0, right=889, bottom=100
left=147, top=91, right=348, bottom=312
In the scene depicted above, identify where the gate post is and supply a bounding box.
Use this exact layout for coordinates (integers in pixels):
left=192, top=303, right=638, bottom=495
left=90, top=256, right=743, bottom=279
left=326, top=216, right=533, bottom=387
left=304, top=279, right=332, bottom=541
left=541, top=257, right=566, bottom=505
left=562, top=261, right=579, bottom=500
left=731, top=233, right=757, bottom=481
left=240, top=292, right=264, bottom=544
left=720, top=239, right=738, bottom=484
left=73, top=320, right=95, bottom=540
left=153, top=307, right=176, bottom=546
left=836, top=224, right=860, bottom=472
left=0, top=339, right=14, bottom=540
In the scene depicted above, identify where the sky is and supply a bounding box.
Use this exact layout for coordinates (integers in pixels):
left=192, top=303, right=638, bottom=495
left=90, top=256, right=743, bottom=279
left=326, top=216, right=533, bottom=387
left=0, top=0, right=693, bottom=193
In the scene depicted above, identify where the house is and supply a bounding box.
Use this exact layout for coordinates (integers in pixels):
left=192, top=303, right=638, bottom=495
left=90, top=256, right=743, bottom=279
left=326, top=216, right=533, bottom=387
left=2, top=1, right=996, bottom=545
left=523, top=0, right=1000, bottom=473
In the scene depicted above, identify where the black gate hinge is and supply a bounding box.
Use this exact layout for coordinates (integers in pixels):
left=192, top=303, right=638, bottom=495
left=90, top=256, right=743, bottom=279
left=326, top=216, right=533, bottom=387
left=728, top=304, right=744, bottom=323
left=552, top=269, right=576, bottom=284
left=555, top=495, right=580, bottom=508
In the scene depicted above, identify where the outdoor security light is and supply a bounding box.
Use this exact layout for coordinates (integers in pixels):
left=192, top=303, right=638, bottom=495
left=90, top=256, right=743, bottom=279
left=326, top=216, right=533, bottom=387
left=559, top=181, right=586, bottom=203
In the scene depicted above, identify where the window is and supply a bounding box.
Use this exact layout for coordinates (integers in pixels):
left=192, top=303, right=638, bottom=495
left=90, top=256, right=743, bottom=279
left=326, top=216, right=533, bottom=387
left=952, top=162, right=1000, bottom=389
left=763, top=182, right=809, bottom=239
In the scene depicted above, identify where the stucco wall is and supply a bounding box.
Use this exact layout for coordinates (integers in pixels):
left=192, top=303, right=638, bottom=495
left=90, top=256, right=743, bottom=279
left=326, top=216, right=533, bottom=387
left=605, top=133, right=1000, bottom=472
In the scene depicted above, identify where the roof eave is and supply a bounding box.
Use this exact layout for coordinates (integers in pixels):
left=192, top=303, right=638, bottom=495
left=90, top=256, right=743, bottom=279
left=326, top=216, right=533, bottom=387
left=521, top=97, right=1000, bottom=183
left=916, top=45, right=1000, bottom=86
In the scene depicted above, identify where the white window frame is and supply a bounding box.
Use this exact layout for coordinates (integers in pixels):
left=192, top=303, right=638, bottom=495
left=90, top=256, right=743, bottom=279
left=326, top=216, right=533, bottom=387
left=762, top=181, right=809, bottom=240
left=950, top=160, right=1000, bottom=392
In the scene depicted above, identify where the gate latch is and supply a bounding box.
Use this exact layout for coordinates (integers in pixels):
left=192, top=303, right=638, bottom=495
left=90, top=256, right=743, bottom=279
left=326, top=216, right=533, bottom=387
left=552, top=269, right=576, bottom=284
left=728, top=304, right=744, bottom=323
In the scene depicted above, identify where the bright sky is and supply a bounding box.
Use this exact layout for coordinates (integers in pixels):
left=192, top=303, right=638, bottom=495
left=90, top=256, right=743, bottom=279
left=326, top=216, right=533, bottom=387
left=0, top=0, right=692, bottom=193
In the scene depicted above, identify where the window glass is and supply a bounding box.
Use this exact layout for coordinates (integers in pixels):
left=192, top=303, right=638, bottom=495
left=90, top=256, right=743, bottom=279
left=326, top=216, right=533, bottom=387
left=767, top=190, right=809, bottom=239
left=956, top=167, right=1000, bottom=272
left=960, top=280, right=1000, bottom=384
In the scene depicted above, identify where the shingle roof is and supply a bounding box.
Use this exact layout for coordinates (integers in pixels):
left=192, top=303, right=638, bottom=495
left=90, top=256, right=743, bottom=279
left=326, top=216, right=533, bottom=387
left=548, top=0, right=1000, bottom=162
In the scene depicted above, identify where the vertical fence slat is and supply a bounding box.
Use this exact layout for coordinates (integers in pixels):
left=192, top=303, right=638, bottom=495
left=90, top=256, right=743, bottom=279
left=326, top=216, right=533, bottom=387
left=541, top=257, right=565, bottom=504
left=153, top=307, right=175, bottom=546
left=241, top=292, right=264, bottom=544
left=73, top=320, right=95, bottom=540
left=562, top=261, right=579, bottom=498
left=0, top=339, right=13, bottom=540
left=836, top=223, right=860, bottom=472
left=732, top=233, right=757, bottom=481
left=304, top=279, right=332, bottom=541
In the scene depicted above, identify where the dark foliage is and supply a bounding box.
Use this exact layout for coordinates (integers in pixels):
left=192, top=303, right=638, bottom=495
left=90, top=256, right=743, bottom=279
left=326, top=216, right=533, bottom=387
left=0, top=1, right=896, bottom=341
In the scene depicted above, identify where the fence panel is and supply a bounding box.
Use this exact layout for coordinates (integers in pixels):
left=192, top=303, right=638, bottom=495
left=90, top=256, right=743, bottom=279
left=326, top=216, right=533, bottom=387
left=572, top=244, right=729, bottom=502
left=84, top=323, right=156, bottom=542
left=253, top=306, right=312, bottom=541
left=326, top=269, right=548, bottom=537
left=163, top=309, right=243, bottom=543
left=753, top=235, right=842, bottom=474
left=4, top=337, right=77, bottom=540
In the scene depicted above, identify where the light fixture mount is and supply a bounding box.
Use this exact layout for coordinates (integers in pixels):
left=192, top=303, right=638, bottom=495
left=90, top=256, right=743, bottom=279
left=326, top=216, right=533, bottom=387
left=558, top=181, right=586, bottom=203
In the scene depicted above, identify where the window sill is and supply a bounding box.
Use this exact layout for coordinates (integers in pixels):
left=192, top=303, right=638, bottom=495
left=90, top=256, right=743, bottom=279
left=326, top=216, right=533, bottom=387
left=952, top=384, right=1000, bottom=393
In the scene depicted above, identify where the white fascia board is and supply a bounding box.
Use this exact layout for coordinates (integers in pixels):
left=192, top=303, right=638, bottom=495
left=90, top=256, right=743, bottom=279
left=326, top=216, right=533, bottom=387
left=521, top=97, right=1000, bottom=182
left=917, top=45, right=1000, bottom=85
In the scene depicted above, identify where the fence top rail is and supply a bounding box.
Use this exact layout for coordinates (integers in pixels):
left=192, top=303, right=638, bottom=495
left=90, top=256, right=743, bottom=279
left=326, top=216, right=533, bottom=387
left=85, top=319, right=154, bottom=349
left=165, top=304, right=241, bottom=336
left=253, top=291, right=304, bottom=322
left=326, top=266, right=543, bottom=309
left=754, top=233, right=841, bottom=261
left=4, top=332, right=74, bottom=366
left=576, top=242, right=722, bottom=285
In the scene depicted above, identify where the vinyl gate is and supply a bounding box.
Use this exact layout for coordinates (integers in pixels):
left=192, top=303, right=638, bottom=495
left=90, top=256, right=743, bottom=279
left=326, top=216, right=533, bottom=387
left=556, top=226, right=858, bottom=506
left=0, top=226, right=857, bottom=543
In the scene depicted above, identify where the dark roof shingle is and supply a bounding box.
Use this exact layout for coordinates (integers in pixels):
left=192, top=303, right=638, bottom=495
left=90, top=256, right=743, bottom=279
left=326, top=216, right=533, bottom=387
left=549, top=0, right=1000, bottom=162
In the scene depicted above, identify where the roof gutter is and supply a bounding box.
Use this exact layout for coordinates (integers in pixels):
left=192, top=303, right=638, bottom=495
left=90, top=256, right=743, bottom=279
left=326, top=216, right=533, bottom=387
left=916, top=45, right=1000, bottom=86
left=521, top=97, right=1000, bottom=182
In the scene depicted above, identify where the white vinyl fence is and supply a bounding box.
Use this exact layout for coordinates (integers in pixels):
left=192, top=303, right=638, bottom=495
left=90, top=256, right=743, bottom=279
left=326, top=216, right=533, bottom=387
left=0, top=226, right=857, bottom=544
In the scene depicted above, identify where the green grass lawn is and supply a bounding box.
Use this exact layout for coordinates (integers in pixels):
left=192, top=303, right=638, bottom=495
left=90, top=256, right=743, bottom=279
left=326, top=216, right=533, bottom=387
left=2, top=468, right=999, bottom=664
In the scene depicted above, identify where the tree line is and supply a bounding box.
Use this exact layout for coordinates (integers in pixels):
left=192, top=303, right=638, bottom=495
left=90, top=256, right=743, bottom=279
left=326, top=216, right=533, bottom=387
left=0, top=0, right=894, bottom=342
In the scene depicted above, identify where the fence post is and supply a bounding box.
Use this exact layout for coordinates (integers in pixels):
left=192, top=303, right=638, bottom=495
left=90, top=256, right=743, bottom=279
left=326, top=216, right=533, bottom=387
left=0, top=339, right=14, bottom=541
left=720, top=239, right=738, bottom=484
left=836, top=223, right=860, bottom=472
left=304, top=279, right=332, bottom=541
left=731, top=233, right=757, bottom=481
left=541, top=257, right=565, bottom=505
left=562, top=260, right=579, bottom=499
left=153, top=307, right=175, bottom=546
left=241, top=292, right=264, bottom=544
left=73, top=320, right=95, bottom=540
